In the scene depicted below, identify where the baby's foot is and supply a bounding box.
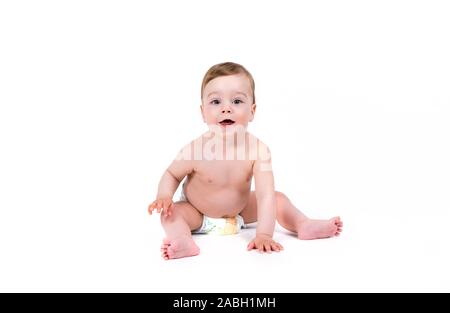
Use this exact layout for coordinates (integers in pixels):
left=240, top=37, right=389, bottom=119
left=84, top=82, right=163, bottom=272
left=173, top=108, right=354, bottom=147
left=160, top=235, right=200, bottom=260
left=297, top=216, right=343, bottom=240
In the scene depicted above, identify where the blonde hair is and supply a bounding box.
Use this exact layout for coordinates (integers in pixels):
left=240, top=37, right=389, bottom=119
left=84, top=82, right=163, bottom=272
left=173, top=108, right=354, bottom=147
left=201, top=62, right=255, bottom=103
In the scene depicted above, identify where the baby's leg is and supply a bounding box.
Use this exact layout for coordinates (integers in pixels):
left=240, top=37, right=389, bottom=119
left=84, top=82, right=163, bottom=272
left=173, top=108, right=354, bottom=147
left=275, top=191, right=343, bottom=239
left=160, top=201, right=203, bottom=260
left=240, top=191, right=343, bottom=240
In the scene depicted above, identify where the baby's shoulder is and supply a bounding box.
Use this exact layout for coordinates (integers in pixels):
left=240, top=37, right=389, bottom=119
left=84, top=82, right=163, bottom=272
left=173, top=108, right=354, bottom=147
left=247, top=135, right=271, bottom=163
left=256, top=138, right=270, bottom=151
left=174, top=134, right=207, bottom=161
left=246, top=133, right=270, bottom=153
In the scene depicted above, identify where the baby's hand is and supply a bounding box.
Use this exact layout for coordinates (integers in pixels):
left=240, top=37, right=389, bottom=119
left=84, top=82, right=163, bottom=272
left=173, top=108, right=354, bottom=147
left=148, top=198, right=174, bottom=217
left=247, top=234, right=284, bottom=253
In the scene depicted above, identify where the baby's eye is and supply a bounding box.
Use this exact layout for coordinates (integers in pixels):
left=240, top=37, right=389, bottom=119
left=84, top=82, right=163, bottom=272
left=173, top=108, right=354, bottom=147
left=210, top=99, right=220, bottom=105
left=233, top=99, right=243, bottom=105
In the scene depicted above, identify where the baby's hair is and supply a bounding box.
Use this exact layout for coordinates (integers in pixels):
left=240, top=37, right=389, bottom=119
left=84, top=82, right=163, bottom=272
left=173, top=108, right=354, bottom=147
left=201, top=62, right=255, bottom=103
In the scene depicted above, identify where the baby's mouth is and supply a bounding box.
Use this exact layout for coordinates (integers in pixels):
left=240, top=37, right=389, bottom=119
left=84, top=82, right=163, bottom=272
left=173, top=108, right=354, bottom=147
left=219, top=119, right=235, bottom=126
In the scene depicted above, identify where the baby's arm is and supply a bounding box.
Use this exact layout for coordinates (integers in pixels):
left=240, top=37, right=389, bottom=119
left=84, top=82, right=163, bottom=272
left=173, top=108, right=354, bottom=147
left=253, top=153, right=276, bottom=237
left=148, top=146, right=193, bottom=217
left=247, top=143, right=283, bottom=253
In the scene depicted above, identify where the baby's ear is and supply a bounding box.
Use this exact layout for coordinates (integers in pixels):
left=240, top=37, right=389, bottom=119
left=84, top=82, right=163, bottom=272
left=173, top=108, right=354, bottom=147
left=249, top=103, right=256, bottom=122
left=200, top=104, right=206, bottom=122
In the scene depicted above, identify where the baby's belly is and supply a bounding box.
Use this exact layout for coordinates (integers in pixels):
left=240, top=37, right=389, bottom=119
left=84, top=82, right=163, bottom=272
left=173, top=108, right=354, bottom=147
left=184, top=185, right=250, bottom=218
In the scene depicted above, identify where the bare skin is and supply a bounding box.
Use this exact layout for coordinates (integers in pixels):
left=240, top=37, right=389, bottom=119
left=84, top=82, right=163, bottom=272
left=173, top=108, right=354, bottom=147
left=240, top=191, right=343, bottom=241
left=148, top=73, right=343, bottom=260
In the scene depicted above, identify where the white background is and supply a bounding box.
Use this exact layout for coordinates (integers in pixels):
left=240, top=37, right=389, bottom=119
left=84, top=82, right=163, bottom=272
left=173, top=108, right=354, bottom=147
left=1, top=0, right=449, bottom=292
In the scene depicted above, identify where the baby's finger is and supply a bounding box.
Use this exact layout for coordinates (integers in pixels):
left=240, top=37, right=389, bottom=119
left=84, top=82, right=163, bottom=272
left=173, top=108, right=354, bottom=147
left=257, top=243, right=264, bottom=253
left=247, top=241, right=255, bottom=251
left=163, top=201, right=173, bottom=217
left=263, top=242, right=272, bottom=253
left=148, top=202, right=156, bottom=214
left=167, top=202, right=173, bottom=216
left=162, top=201, right=168, bottom=217
left=271, top=243, right=280, bottom=252
left=156, top=201, right=163, bottom=213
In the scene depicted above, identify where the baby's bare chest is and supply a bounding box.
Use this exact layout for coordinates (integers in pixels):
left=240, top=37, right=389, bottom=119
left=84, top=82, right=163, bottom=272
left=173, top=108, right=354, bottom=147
left=191, top=160, right=253, bottom=187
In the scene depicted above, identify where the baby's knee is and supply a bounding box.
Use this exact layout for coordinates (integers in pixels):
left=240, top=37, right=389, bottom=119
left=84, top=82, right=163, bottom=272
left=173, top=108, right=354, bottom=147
left=160, top=203, right=184, bottom=222
left=275, top=191, right=288, bottom=206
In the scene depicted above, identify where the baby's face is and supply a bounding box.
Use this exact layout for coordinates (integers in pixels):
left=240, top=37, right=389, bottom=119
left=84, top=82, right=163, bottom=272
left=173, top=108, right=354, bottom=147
left=201, top=74, right=256, bottom=134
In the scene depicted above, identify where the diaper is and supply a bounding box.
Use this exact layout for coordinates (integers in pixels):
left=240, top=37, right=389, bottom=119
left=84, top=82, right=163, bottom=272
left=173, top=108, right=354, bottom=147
left=193, top=214, right=246, bottom=235
left=180, top=187, right=246, bottom=235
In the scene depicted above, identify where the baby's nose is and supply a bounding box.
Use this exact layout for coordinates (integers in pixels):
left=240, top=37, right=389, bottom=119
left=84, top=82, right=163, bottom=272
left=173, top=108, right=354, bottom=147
left=222, top=108, right=232, bottom=113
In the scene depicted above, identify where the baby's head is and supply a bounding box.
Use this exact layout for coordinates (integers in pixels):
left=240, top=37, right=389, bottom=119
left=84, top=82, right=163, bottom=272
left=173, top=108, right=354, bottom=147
left=200, top=62, right=256, bottom=133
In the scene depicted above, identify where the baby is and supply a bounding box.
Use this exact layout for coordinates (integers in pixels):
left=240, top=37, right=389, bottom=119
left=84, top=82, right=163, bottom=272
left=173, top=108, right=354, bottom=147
left=148, top=62, right=343, bottom=260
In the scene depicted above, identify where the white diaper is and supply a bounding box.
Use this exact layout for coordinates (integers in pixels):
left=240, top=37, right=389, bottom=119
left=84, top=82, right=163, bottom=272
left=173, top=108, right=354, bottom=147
left=180, top=187, right=246, bottom=235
